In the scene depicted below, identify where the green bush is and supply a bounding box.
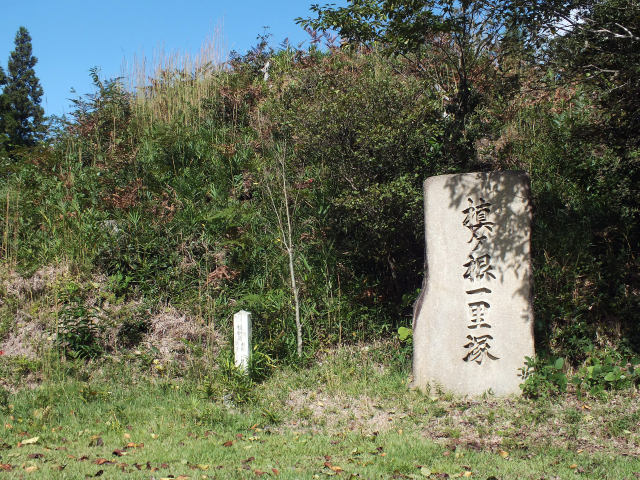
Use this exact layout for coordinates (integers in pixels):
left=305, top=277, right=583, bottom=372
left=571, top=349, right=640, bottom=396
left=519, top=356, right=568, bottom=399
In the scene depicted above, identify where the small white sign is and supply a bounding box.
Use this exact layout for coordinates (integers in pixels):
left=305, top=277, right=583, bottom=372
left=233, top=310, right=252, bottom=371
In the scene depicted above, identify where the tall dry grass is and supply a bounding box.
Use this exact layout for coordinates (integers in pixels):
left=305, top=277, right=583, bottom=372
left=1, top=188, right=20, bottom=267
left=121, top=26, right=227, bottom=130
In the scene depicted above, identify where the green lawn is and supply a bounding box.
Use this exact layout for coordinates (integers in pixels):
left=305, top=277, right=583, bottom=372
left=1, top=345, right=639, bottom=479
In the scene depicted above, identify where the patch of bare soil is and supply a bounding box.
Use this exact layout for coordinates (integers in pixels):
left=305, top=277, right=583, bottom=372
left=283, top=389, right=404, bottom=435
left=0, top=320, right=49, bottom=358
left=2, top=264, right=69, bottom=301
left=0, top=265, right=70, bottom=358
left=141, top=306, right=221, bottom=362
left=281, top=388, right=640, bottom=456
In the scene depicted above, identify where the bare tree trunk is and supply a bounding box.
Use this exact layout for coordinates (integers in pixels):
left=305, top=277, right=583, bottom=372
left=265, top=145, right=303, bottom=358
left=281, top=155, right=302, bottom=357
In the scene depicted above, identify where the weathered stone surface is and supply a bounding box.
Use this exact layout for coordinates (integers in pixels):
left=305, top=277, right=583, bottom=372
left=412, top=172, right=534, bottom=396
left=233, top=310, right=252, bottom=371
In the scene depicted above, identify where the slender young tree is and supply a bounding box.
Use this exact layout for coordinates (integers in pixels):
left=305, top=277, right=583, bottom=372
left=0, top=65, right=7, bottom=151
left=0, top=27, right=45, bottom=149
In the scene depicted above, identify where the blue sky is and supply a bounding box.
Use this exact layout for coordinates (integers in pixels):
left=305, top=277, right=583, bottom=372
left=1, top=0, right=346, bottom=118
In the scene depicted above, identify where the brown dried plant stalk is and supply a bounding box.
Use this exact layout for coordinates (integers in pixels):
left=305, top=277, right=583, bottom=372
left=120, top=25, right=226, bottom=130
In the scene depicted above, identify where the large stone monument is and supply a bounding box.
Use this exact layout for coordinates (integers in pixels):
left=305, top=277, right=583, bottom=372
left=412, top=172, right=535, bottom=396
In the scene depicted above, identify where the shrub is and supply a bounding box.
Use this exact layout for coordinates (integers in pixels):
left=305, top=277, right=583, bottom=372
left=519, top=356, right=568, bottom=399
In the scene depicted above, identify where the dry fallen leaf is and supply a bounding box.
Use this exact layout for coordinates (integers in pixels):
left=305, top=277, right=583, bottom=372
left=24, top=465, right=38, bottom=473
left=499, top=450, right=509, bottom=458
left=222, top=440, right=233, bottom=447
left=569, top=464, right=578, bottom=469
left=19, top=437, right=39, bottom=447
left=324, top=462, right=344, bottom=473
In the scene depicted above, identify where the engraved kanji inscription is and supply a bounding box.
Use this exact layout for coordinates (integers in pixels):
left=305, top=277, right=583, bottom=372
left=463, top=334, right=499, bottom=364
left=462, top=197, right=494, bottom=250
left=463, top=253, right=496, bottom=282
left=461, top=195, right=499, bottom=364
left=467, top=301, right=492, bottom=329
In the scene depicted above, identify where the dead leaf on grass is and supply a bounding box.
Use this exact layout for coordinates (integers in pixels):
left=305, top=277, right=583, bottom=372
left=18, top=436, right=39, bottom=447
left=324, top=461, right=344, bottom=473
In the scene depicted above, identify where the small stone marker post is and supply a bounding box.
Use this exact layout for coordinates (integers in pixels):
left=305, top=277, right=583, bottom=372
left=412, top=172, right=535, bottom=396
left=234, top=310, right=252, bottom=372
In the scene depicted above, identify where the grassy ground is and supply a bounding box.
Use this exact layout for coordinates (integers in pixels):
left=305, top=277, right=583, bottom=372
left=1, top=344, right=639, bottom=479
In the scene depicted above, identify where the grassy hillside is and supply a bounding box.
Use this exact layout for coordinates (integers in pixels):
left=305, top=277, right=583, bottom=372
left=0, top=32, right=638, bottom=396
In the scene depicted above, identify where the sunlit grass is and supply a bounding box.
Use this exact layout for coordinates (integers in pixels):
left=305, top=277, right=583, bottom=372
left=1, top=345, right=639, bottom=479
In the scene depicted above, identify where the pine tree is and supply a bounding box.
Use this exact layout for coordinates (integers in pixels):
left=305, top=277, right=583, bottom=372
left=0, top=27, right=45, bottom=149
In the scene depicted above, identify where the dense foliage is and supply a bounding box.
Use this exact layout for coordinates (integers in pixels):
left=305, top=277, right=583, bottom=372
left=0, top=0, right=638, bottom=378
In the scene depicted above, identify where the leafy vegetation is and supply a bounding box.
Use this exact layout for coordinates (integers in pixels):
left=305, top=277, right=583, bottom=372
left=0, top=0, right=638, bottom=406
